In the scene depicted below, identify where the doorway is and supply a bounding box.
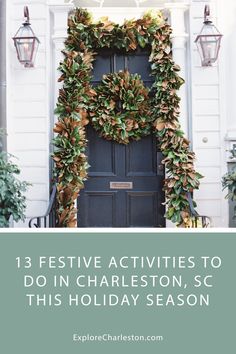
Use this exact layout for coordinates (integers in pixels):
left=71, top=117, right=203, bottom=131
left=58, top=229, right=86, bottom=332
left=78, top=49, right=165, bottom=227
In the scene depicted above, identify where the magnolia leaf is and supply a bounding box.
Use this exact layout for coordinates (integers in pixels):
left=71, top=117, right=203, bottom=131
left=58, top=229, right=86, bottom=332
left=137, top=34, right=146, bottom=48
left=154, top=121, right=165, bottom=131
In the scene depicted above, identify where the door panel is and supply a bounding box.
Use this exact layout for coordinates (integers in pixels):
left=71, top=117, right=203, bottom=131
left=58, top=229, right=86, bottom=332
left=87, top=125, right=116, bottom=176
left=127, top=192, right=158, bottom=227
left=82, top=192, right=117, bottom=227
left=77, top=49, right=165, bottom=227
left=126, top=136, right=157, bottom=176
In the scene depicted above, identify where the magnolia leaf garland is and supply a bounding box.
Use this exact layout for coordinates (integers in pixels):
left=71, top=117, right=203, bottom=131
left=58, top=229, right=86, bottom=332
left=52, top=49, right=94, bottom=227
left=89, top=70, right=154, bottom=144
left=52, top=8, right=203, bottom=228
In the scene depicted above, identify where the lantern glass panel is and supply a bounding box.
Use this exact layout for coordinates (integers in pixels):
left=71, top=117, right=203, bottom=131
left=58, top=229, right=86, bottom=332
left=15, top=38, right=34, bottom=62
left=31, top=39, right=39, bottom=65
left=15, top=24, right=34, bottom=38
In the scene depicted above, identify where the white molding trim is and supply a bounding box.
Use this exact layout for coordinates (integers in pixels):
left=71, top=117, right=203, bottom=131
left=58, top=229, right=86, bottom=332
left=165, top=2, right=189, bottom=136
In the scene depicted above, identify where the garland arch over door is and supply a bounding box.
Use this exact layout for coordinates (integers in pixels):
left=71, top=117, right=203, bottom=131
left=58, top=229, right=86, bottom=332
left=51, top=6, right=202, bottom=227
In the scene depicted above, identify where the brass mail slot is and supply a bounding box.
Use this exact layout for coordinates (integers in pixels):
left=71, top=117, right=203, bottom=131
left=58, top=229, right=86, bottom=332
left=110, top=182, right=133, bottom=189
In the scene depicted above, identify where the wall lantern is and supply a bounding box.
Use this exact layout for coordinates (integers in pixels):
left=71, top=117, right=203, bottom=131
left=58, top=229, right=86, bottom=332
left=195, top=5, right=222, bottom=67
left=12, top=6, right=40, bottom=68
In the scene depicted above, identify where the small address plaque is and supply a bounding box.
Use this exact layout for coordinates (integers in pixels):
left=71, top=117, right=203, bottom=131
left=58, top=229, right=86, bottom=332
left=110, top=182, right=133, bottom=189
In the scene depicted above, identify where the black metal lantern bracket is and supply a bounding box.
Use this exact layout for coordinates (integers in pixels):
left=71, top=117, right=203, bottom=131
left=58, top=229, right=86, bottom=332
left=12, top=6, right=40, bottom=68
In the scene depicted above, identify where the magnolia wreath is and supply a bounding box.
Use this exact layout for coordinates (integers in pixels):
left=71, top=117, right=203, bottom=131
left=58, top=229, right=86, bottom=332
left=89, top=70, right=154, bottom=144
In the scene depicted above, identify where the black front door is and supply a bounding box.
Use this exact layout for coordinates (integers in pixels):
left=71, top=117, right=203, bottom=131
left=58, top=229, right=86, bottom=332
left=78, top=49, right=165, bottom=227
